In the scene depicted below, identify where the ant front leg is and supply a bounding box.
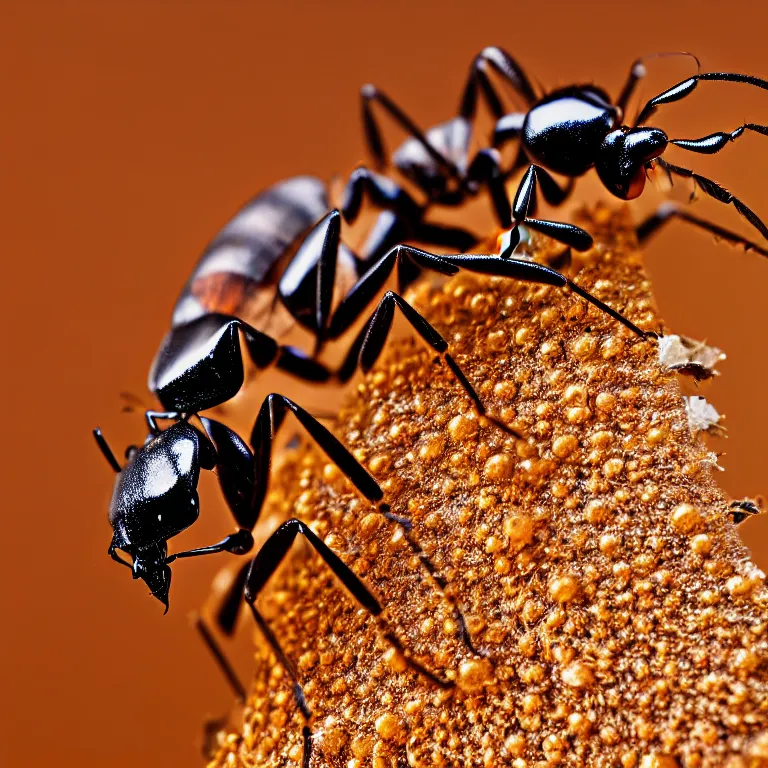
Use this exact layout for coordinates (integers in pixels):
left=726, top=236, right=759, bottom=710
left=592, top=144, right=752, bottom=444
left=636, top=202, right=768, bottom=259
left=510, top=165, right=587, bottom=252
left=654, top=158, right=768, bottom=242
left=440, top=253, right=655, bottom=339
left=165, top=531, right=254, bottom=563
left=166, top=417, right=259, bottom=563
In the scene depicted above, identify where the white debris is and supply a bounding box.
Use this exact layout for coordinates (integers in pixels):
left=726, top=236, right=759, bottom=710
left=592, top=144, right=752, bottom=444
left=685, top=395, right=725, bottom=436
left=701, top=452, right=725, bottom=472
left=658, top=334, right=726, bottom=380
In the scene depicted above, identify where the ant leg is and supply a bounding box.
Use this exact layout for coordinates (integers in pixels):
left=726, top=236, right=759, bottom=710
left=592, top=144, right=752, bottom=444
left=357, top=290, right=522, bottom=439
left=199, top=417, right=257, bottom=529
left=213, top=560, right=252, bottom=636
left=93, top=428, right=122, bottom=472
left=459, top=46, right=538, bottom=120
left=277, top=210, right=341, bottom=346
left=249, top=393, right=386, bottom=524
left=360, top=84, right=461, bottom=181
left=341, top=166, right=423, bottom=225
left=636, top=202, right=768, bottom=258
left=245, top=518, right=455, bottom=701
left=274, top=347, right=334, bottom=382
left=440, top=253, right=654, bottom=339
left=165, top=421, right=259, bottom=558
left=466, top=148, right=512, bottom=227
left=511, top=165, right=591, bottom=250
left=193, top=613, right=247, bottom=702
left=166, top=530, right=255, bottom=563
left=197, top=564, right=311, bottom=765
left=655, top=158, right=768, bottom=242
left=249, top=392, right=479, bottom=654
left=234, top=316, right=332, bottom=383
left=635, top=71, right=768, bottom=126
left=670, top=123, right=768, bottom=155
left=327, top=244, right=459, bottom=340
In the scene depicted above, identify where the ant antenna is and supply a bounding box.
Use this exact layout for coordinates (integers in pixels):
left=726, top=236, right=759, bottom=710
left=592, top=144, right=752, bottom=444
left=93, top=428, right=122, bottom=473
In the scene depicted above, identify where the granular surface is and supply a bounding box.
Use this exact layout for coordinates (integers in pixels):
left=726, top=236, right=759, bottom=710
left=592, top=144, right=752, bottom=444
left=209, top=208, right=767, bottom=768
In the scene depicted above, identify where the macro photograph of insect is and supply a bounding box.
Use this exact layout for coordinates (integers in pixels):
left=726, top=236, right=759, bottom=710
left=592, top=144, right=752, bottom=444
left=3, top=1, right=768, bottom=766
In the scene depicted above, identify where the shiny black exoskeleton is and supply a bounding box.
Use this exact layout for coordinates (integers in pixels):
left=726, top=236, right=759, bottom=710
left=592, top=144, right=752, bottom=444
left=359, top=49, right=768, bottom=254
left=93, top=415, right=256, bottom=610
left=491, top=54, right=768, bottom=250
left=150, top=179, right=478, bottom=414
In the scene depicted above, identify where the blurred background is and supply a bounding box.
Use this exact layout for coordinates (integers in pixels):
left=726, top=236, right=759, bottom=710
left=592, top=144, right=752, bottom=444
left=2, top=1, right=767, bottom=765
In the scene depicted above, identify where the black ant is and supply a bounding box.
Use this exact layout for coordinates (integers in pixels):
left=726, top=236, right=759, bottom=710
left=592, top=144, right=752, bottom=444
left=94, top=398, right=461, bottom=723
left=356, top=49, right=768, bottom=255
left=491, top=51, right=768, bottom=252
left=93, top=396, right=410, bottom=612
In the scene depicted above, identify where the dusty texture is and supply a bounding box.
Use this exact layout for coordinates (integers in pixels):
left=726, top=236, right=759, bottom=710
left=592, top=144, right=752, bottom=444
left=208, top=208, right=768, bottom=768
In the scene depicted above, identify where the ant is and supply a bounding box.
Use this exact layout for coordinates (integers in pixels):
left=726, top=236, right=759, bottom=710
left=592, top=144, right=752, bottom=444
left=96, top=396, right=463, bottom=768
left=356, top=48, right=768, bottom=255
left=93, top=396, right=408, bottom=612
left=490, top=51, right=768, bottom=252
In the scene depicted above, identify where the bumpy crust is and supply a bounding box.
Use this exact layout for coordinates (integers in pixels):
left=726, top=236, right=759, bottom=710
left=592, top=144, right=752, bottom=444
left=208, top=208, right=767, bottom=768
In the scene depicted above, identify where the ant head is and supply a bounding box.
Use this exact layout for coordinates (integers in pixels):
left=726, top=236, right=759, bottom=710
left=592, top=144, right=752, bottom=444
left=596, top=127, right=668, bottom=200
left=132, top=544, right=172, bottom=612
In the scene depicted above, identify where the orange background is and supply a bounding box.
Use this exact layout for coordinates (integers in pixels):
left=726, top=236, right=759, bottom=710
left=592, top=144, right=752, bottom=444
left=2, top=2, right=767, bottom=766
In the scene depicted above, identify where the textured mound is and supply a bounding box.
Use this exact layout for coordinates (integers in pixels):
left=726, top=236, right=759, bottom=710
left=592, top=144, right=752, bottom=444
left=208, top=208, right=767, bottom=768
